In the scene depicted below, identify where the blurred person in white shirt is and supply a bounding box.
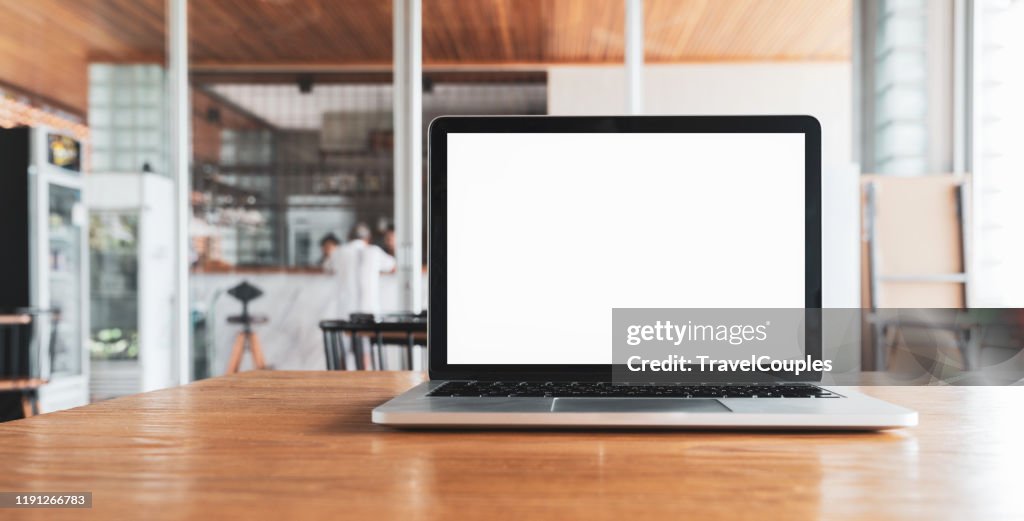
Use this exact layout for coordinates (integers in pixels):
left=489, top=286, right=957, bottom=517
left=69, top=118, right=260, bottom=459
left=330, top=222, right=397, bottom=319
left=318, top=233, right=341, bottom=272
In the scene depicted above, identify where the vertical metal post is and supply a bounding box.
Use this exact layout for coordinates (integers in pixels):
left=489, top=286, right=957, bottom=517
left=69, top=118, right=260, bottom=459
left=953, top=0, right=968, bottom=173
left=625, top=0, right=644, bottom=115
left=851, top=0, right=862, bottom=166
left=393, top=0, right=423, bottom=312
left=168, top=0, right=191, bottom=384
left=967, top=0, right=982, bottom=307
left=953, top=0, right=974, bottom=306
left=858, top=0, right=878, bottom=173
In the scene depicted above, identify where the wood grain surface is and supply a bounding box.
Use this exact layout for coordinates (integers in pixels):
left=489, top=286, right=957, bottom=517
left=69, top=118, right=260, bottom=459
left=0, top=371, right=1020, bottom=520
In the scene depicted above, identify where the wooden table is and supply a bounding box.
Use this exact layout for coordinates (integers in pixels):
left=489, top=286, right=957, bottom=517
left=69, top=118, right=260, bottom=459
left=0, top=371, right=1021, bottom=520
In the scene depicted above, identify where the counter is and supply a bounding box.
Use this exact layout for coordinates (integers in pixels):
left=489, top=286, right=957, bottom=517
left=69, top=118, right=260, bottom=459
left=192, top=269, right=428, bottom=374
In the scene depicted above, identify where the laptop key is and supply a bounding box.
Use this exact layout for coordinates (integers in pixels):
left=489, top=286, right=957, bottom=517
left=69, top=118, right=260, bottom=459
left=426, top=382, right=840, bottom=399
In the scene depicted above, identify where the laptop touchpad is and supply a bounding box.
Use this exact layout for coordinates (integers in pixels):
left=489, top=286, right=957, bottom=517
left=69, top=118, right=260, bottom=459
left=551, top=398, right=731, bottom=413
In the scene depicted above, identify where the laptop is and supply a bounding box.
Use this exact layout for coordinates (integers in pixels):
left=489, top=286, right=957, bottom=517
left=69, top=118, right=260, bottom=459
left=373, top=115, right=917, bottom=430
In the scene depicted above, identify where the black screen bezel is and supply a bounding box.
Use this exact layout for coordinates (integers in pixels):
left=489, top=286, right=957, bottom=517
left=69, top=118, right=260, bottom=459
left=428, top=115, right=823, bottom=382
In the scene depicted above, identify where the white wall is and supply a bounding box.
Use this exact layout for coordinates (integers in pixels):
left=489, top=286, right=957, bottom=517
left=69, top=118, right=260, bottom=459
left=547, top=63, right=859, bottom=309
left=548, top=63, right=851, bottom=170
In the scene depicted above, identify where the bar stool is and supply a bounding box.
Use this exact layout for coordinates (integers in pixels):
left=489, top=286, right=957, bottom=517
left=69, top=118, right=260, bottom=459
left=224, top=281, right=269, bottom=374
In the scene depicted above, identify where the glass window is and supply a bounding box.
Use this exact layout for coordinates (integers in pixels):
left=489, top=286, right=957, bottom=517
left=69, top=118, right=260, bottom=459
left=89, top=212, right=140, bottom=360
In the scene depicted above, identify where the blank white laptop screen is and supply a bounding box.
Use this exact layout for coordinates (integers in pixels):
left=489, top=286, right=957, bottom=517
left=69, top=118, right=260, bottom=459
left=446, top=133, right=805, bottom=365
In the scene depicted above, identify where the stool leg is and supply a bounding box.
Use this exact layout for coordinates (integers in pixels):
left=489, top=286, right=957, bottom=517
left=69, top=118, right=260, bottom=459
left=20, top=391, right=33, bottom=419
left=406, top=332, right=415, bottom=370
left=334, top=333, right=346, bottom=371
left=375, top=331, right=384, bottom=370
left=249, top=332, right=267, bottom=370
left=351, top=331, right=364, bottom=370
left=226, top=332, right=246, bottom=374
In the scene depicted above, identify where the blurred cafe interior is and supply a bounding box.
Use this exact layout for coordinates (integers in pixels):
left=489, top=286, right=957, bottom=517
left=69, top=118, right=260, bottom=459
left=1, top=0, right=1024, bottom=419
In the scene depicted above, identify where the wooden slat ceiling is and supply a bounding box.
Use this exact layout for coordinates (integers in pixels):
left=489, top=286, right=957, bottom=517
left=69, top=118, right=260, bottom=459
left=0, top=0, right=850, bottom=114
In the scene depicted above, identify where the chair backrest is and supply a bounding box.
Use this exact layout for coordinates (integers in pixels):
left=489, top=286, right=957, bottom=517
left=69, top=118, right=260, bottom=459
left=861, top=174, right=969, bottom=309
left=320, top=318, right=362, bottom=371
left=319, top=314, right=428, bottom=371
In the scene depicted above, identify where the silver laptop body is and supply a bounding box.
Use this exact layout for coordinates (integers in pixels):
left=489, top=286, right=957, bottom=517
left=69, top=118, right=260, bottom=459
left=373, top=115, right=917, bottom=430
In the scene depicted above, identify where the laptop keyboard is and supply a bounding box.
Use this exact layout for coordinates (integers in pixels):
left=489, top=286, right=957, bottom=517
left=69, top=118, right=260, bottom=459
left=426, top=381, right=841, bottom=398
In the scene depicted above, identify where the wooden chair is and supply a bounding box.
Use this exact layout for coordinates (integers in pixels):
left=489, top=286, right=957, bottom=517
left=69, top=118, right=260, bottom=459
left=0, top=313, right=47, bottom=419
left=861, top=175, right=973, bottom=370
left=321, top=313, right=426, bottom=371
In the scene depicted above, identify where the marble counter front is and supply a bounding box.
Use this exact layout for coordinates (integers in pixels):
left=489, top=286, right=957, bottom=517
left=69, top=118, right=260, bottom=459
left=192, top=270, right=427, bottom=375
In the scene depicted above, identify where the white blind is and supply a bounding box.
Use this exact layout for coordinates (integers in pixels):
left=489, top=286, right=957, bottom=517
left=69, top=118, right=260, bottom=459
left=873, top=0, right=929, bottom=175
left=972, top=0, right=1024, bottom=306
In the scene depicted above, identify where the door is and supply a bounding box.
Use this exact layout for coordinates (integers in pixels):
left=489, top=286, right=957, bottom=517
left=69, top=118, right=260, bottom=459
left=37, top=180, right=90, bottom=411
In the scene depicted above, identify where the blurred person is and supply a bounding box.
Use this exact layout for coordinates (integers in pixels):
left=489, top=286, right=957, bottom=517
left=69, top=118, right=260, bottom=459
left=331, top=222, right=396, bottom=319
left=376, top=223, right=397, bottom=256
left=318, top=233, right=341, bottom=271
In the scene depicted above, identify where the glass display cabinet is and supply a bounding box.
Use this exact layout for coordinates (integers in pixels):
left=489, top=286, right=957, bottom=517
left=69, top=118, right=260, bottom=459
left=0, top=126, right=89, bottom=412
